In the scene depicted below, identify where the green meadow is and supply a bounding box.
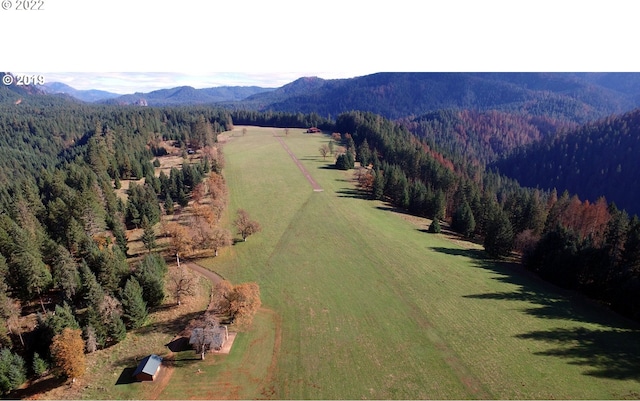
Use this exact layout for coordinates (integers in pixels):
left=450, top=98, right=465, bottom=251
left=196, top=126, right=640, bottom=399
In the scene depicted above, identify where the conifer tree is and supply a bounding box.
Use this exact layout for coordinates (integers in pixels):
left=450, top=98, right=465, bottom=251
left=32, top=352, right=49, bottom=377
left=121, top=277, right=148, bottom=329
left=84, top=306, right=107, bottom=349
left=107, top=312, right=127, bottom=344
left=428, top=219, right=441, bottom=233
left=0, top=348, right=26, bottom=394
left=164, top=193, right=174, bottom=215
left=135, top=254, right=166, bottom=308
left=452, top=201, right=476, bottom=238
left=79, top=262, right=104, bottom=309
left=372, top=169, right=384, bottom=200
left=140, top=216, right=156, bottom=253
left=484, top=209, right=515, bottom=258
left=52, top=245, right=80, bottom=302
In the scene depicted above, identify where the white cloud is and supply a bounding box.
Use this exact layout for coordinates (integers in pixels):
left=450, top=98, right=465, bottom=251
left=17, top=72, right=373, bottom=94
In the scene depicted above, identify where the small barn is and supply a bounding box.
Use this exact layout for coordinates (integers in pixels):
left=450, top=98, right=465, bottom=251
left=132, top=354, right=162, bottom=381
left=306, top=127, right=321, bottom=133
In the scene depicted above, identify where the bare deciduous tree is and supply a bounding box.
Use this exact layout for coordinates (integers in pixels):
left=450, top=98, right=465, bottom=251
left=210, top=228, right=232, bottom=257
left=319, top=144, right=330, bottom=160
left=168, top=265, right=197, bottom=306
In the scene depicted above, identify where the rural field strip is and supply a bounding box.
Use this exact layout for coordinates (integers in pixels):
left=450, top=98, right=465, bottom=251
left=274, top=135, right=324, bottom=192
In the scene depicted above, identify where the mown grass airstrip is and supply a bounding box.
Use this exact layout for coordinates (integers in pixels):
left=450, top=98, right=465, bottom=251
left=196, top=126, right=640, bottom=399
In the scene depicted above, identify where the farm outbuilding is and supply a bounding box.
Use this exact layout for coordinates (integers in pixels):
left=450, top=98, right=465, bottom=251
left=132, top=354, right=163, bottom=381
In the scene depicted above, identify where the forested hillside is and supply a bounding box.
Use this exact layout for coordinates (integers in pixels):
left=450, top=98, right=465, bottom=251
left=334, top=110, right=640, bottom=324
left=100, top=85, right=273, bottom=106
left=399, top=109, right=578, bottom=164
left=493, top=108, right=640, bottom=216
left=0, top=83, right=233, bottom=394
left=236, top=72, right=640, bottom=121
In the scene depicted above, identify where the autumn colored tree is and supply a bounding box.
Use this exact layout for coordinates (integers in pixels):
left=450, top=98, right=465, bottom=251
left=208, top=173, right=228, bottom=201
left=50, top=328, right=86, bottom=383
left=212, top=280, right=261, bottom=327
left=191, top=204, right=216, bottom=248
left=191, top=182, right=207, bottom=205
left=229, top=282, right=261, bottom=327
left=211, top=280, right=234, bottom=316
left=209, top=198, right=226, bottom=223
left=357, top=168, right=375, bottom=191
left=234, top=209, right=261, bottom=242
left=166, top=222, right=193, bottom=257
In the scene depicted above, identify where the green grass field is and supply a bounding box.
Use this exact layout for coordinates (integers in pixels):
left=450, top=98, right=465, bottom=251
left=196, top=126, right=640, bottom=399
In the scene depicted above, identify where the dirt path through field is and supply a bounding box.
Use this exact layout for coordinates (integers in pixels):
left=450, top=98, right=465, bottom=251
left=274, top=135, right=323, bottom=192
left=184, top=261, right=225, bottom=289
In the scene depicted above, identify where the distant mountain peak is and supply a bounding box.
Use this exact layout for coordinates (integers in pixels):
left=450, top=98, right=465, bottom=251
left=42, top=81, right=120, bottom=102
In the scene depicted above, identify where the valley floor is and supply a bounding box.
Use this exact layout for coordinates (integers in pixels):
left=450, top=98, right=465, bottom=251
left=196, top=126, right=640, bottom=399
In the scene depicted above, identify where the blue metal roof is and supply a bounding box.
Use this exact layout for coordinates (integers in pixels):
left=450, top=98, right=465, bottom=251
left=132, top=354, right=162, bottom=377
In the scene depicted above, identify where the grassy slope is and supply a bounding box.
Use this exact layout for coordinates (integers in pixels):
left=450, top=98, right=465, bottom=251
left=200, top=126, right=640, bottom=399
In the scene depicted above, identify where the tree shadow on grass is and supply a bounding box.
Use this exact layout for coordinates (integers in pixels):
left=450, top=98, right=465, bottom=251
left=7, top=375, right=66, bottom=399
left=336, top=188, right=370, bottom=200
left=516, top=327, right=640, bottom=381
left=430, top=245, right=640, bottom=381
left=133, top=311, right=204, bottom=337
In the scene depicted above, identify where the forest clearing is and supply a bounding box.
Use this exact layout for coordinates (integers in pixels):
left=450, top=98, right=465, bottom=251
left=7, top=125, right=640, bottom=400
left=196, top=126, right=640, bottom=399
